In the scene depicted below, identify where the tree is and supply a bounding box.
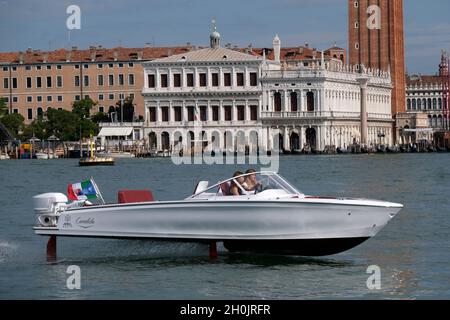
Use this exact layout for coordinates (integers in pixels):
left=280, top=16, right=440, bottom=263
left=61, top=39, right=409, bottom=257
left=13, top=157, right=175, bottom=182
left=0, top=113, right=24, bottom=137
left=21, top=117, right=47, bottom=141
left=45, top=108, right=80, bottom=141
left=115, top=96, right=135, bottom=122
left=72, top=98, right=97, bottom=120
left=91, top=112, right=109, bottom=124
left=0, top=97, right=8, bottom=118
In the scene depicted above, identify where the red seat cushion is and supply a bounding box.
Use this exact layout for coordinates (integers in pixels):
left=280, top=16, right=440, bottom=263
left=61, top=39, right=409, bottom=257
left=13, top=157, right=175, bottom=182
left=118, top=190, right=154, bottom=204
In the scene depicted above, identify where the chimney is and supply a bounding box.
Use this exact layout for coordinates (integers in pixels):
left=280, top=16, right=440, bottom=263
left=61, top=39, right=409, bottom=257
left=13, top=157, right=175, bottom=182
left=137, top=50, right=143, bottom=60
left=273, top=34, right=281, bottom=63
left=43, top=53, right=48, bottom=63
left=113, top=50, right=118, bottom=61
left=66, top=51, right=72, bottom=62
left=19, top=51, right=24, bottom=64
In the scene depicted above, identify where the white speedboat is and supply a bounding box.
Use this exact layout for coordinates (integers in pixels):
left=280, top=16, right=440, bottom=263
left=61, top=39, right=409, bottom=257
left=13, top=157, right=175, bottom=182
left=33, top=172, right=403, bottom=257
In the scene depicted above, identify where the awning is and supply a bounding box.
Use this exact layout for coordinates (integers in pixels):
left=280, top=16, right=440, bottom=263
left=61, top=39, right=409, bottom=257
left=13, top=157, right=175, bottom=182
left=98, top=127, right=133, bottom=137
left=403, top=128, right=434, bottom=133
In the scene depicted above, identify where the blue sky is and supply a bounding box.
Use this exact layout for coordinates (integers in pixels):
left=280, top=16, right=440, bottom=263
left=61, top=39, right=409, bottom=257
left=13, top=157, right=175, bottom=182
left=0, top=0, right=449, bottom=74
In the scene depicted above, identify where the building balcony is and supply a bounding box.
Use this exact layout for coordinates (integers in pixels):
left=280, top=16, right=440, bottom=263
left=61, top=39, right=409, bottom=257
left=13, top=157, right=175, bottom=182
left=260, top=111, right=392, bottom=121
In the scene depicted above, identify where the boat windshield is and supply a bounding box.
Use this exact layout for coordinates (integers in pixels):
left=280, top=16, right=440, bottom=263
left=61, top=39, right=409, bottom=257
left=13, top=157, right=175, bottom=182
left=189, top=172, right=302, bottom=198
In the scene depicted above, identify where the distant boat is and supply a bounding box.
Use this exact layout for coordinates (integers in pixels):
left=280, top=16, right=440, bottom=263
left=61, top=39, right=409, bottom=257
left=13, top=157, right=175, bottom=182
left=97, top=151, right=135, bottom=159
left=79, top=156, right=115, bottom=166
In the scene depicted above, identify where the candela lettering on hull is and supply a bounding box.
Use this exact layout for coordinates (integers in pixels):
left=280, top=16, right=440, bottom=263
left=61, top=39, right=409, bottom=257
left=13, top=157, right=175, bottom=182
left=33, top=172, right=403, bottom=257
left=180, top=304, right=214, bottom=318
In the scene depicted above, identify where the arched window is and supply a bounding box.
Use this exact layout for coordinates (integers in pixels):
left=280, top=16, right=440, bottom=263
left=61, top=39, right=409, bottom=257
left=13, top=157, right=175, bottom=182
left=274, top=92, right=282, bottom=112
left=438, top=98, right=442, bottom=109
left=290, top=92, right=298, bottom=112
left=306, top=91, right=315, bottom=112
left=412, top=99, right=416, bottom=110
left=417, top=99, right=422, bottom=110
left=433, top=98, right=437, bottom=110
left=428, top=98, right=432, bottom=110
left=37, top=107, right=43, bottom=117
left=428, top=115, right=432, bottom=127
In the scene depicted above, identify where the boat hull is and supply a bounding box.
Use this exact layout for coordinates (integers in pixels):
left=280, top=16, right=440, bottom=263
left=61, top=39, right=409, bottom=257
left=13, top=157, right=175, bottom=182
left=34, top=199, right=401, bottom=256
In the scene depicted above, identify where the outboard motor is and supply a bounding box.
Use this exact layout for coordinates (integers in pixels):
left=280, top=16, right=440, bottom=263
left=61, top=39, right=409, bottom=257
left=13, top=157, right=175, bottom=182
left=33, top=193, right=68, bottom=227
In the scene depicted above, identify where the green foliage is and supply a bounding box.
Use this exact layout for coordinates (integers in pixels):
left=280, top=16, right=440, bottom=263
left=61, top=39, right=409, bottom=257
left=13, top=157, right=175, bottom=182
left=72, top=98, right=97, bottom=120
left=0, top=97, right=8, bottom=118
left=0, top=113, right=24, bottom=137
left=91, top=112, right=110, bottom=124
left=114, top=96, right=135, bottom=122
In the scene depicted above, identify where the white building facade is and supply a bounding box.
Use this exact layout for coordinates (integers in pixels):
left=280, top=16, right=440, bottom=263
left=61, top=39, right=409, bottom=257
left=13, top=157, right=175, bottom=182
left=141, top=30, right=394, bottom=154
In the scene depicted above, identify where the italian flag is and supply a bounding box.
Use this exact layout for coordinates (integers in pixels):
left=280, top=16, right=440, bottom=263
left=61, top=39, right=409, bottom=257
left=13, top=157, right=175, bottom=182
left=67, top=179, right=98, bottom=201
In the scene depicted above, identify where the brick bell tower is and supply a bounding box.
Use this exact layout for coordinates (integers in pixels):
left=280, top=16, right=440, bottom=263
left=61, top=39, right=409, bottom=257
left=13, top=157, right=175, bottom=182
left=348, top=0, right=406, bottom=118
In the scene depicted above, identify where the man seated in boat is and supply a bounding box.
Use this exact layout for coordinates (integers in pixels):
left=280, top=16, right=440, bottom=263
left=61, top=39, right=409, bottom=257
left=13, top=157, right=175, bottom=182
left=230, top=171, right=246, bottom=196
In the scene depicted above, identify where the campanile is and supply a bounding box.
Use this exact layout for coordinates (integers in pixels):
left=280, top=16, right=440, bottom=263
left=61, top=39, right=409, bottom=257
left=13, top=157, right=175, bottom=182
left=349, top=0, right=406, bottom=116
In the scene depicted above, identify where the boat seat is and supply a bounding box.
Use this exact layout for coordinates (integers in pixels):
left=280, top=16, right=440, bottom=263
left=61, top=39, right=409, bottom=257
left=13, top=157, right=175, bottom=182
left=118, top=190, right=155, bottom=204
left=219, top=182, right=231, bottom=196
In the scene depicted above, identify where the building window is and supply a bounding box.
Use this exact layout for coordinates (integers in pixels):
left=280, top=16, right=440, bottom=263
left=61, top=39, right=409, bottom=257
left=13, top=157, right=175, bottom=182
left=99, top=106, right=104, bottom=113
left=57, top=76, right=63, bottom=87
left=130, top=93, right=134, bottom=100
left=37, top=107, right=43, bottom=117
left=108, top=63, right=113, bottom=68
left=417, top=99, right=421, bottom=110
left=291, top=92, right=298, bottom=111
left=428, top=98, right=432, bottom=109
left=187, top=107, right=195, bottom=121
left=83, top=75, right=89, bottom=87
left=83, top=64, right=89, bottom=69
left=128, top=62, right=134, bottom=68
left=250, top=105, right=258, bottom=121
left=12, top=78, right=17, bottom=89
left=57, top=96, right=63, bottom=102
left=161, top=107, right=169, bottom=122
left=174, top=107, right=182, bottom=122
left=97, top=63, right=103, bottom=69
left=354, top=1, right=359, bottom=8
left=13, top=109, right=18, bottom=114
left=438, top=98, right=442, bottom=109
left=3, top=78, right=8, bottom=89
left=47, top=96, right=52, bottom=102
left=355, top=42, right=360, bottom=50
left=26, top=77, right=32, bottom=88
left=2, top=67, right=8, bottom=71
left=57, top=65, right=62, bottom=70
left=74, top=64, right=80, bottom=69
left=173, top=74, right=181, bottom=87
left=36, top=77, right=42, bottom=88
left=200, top=106, right=207, bottom=121
left=118, top=93, right=125, bottom=100
left=27, top=96, right=32, bottom=102
left=250, top=73, right=258, bottom=86
left=118, top=63, right=123, bottom=68
left=75, top=75, right=80, bottom=87
left=109, top=75, right=114, bottom=86
left=274, top=92, right=282, bottom=112
left=433, top=98, right=437, bottom=110
left=412, top=99, right=416, bottom=110
left=236, top=73, right=244, bottom=87
left=129, top=74, right=135, bottom=86
left=407, top=99, right=411, bottom=110
left=199, top=73, right=207, bottom=87
left=149, top=108, right=156, bottom=122
left=148, top=74, right=155, bottom=88
left=187, top=73, right=194, bottom=87
left=237, top=105, right=245, bottom=121
left=98, top=94, right=104, bottom=100
left=12, top=97, right=18, bottom=103
left=36, top=65, right=42, bottom=70
left=212, top=106, right=219, bottom=121
left=12, top=66, right=17, bottom=71
left=118, top=74, right=124, bottom=86
left=307, top=91, right=315, bottom=112
left=212, top=73, right=219, bottom=87
left=37, top=96, right=42, bottom=102
left=160, top=74, right=168, bottom=88
left=27, top=108, right=33, bottom=120
left=109, top=94, right=114, bottom=100
left=46, top=65, right=51, bottom=70
left=224, top=73, right=231, bottom=87
left=46, top=76, right=52, bottom=88
left=224, top=106, right=232, bottom=121
left=75, top=95, right=80, bottom=101
left=355, top=21, right=359, bottom=28
left=98, top=75, right=104, bottom=86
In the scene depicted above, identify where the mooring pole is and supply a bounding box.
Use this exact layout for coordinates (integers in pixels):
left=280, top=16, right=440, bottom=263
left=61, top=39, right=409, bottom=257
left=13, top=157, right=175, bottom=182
left=47, top=235, right=57, bottom=262
left=209, top=241, right=218, bottom=259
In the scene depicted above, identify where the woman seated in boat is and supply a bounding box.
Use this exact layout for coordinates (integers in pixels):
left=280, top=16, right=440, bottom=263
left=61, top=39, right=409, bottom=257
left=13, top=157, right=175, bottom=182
left=244, top=169, right=259, bottom=192
left=230, top=171, right=246, bottom=196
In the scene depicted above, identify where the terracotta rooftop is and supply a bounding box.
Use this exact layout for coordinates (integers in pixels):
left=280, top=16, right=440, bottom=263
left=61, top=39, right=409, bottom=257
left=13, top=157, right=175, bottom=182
left=407, top=74, right=445, bottom=86
left=0, top=46, right=193, bottom=64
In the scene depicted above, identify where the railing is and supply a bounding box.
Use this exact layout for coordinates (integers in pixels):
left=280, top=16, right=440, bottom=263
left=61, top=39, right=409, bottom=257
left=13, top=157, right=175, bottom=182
left=260, top=111, right=392, bottom=120
left=99, top=122, right=144, bottom=127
